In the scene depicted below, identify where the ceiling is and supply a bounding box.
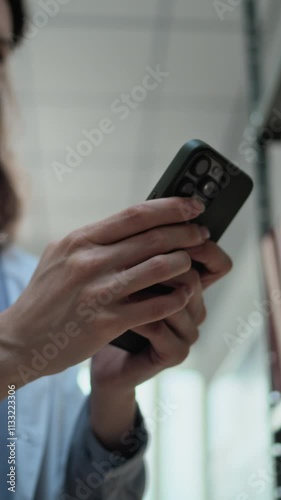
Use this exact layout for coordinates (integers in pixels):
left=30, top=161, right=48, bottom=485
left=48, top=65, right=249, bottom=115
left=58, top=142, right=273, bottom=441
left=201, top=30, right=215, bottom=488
left=10, top=0, right=246, bottom=249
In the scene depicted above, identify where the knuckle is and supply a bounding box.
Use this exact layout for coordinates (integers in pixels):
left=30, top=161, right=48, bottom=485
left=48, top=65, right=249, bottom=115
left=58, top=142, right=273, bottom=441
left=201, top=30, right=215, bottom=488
left=67, top=253, right=82, bottom=272
left=89, top=249, right=107, bottom=273
left=151, top=301, right=168, bottom=320
left=150, top=255, right=169, bottom=276
left=66, top=254, right=87, bottom=283
left=77, top=283, right=93, bottom=305
left=146, top=229, right=166, bottom=250
left=61, top=231, right=85, bottom=254
left=125, top=204, right=144, bottom=225
left=86, top=253, right=107, bottom=277
left=150, top=321, right=167, bottom=338
left=95, top=285, right=114, bottom=304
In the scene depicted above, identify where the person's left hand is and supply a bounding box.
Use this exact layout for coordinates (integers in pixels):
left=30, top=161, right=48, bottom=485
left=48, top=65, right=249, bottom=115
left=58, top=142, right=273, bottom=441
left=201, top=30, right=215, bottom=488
left=89, top=240, right=232, bottom=451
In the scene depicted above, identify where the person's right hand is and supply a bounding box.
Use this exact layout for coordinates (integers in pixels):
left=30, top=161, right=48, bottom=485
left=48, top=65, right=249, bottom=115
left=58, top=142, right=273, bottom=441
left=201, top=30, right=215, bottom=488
left=0, top=197, right=209, bottom=391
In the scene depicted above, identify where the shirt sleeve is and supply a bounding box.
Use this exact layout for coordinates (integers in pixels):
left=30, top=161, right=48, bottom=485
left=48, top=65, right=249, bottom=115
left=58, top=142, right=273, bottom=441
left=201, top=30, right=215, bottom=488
left=62, top=396, right=149, bottom=500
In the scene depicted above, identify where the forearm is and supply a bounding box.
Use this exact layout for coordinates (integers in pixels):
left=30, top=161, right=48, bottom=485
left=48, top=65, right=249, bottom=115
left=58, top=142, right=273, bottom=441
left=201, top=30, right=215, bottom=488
left=64, top=397, right=148, bottom=500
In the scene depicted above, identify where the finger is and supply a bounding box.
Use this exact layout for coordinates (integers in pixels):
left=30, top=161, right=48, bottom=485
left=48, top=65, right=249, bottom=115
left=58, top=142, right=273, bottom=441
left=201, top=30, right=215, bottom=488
left=121, top=285, right=192, bottom=330
left=163, top=308, right=199, bottom=344
left=133, top=310, right=198, bottom=367
left=187, top=241, right=233, bottom=289
left=121, top=312, right=198, bottom=385
left=79, top=197, right=205, bottom=245
left=135, top=321, right=182, bottom=365
left=186, top=281, right=206, bottom=325
left=109, top=223, right=210, bottom=270
left=117, top=321, right=185, bottom=384
left=160, top=269, right=206, bottom=326
left=118, top=250, right=193, bottom=299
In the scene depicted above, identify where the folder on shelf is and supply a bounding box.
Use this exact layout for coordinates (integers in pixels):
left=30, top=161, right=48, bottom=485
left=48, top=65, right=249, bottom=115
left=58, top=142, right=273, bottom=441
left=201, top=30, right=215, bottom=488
left=261, top=229, right=281, bottom=392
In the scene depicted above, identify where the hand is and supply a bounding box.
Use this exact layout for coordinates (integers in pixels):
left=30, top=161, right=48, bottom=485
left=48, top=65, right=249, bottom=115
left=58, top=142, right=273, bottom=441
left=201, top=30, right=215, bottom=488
left=0, top=197, right=208, bottom=398
left=90, top=240, right=232, bottom=450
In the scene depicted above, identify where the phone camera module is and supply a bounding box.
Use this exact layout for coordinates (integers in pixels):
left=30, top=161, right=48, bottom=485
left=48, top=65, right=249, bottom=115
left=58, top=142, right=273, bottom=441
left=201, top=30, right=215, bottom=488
left=177, top=180, right=195, bottom=197
left=199, top=179, right=219, bottom=199
left=191, top=156, right=210, bottom=177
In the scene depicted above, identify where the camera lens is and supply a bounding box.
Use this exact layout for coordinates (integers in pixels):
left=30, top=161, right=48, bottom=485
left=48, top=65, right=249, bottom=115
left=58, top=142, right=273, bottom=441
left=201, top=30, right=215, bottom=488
left=200, top=179, right=219, bottom=198
left=191, top=157, right=210, bottom=177
left=210, top=164, right=224, bottom=181
left=177, top=181, right=195, bottom=197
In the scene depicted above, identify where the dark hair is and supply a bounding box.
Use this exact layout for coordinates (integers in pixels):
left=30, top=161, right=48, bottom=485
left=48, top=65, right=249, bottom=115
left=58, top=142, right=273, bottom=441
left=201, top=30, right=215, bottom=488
left=8, top=0, right=27, bottom=46
left=0, top=0, right=27, bottom=243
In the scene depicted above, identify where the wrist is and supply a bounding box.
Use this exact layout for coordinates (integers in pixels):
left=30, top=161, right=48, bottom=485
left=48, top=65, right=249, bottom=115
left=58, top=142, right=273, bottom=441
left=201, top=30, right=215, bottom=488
left=90, top=385, right=137, bottom=453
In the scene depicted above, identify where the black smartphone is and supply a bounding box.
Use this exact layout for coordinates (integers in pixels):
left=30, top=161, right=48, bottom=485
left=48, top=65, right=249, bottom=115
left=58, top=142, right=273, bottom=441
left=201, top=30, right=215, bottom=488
left=110, top=139, right=253, bottom=353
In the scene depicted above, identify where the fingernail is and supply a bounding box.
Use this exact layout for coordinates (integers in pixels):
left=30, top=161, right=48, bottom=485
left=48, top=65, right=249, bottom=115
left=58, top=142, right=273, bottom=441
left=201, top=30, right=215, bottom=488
left=199, top=225, right=211, bottom=240
left=192, top=197, right=206, bottom=212
left=184, top=197, right=205, bottom=211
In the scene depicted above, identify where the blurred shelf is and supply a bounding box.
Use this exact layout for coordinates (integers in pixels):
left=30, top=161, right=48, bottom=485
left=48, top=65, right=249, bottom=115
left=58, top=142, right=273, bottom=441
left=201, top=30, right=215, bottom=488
left=247, top=21, right=281, bottom=143
left=271, top=399, right=281, bottom=433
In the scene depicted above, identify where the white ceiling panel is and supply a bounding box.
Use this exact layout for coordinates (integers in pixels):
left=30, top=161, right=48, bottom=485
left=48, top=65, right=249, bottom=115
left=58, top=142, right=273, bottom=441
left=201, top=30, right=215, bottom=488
left=137, top=109, right=240, bottom=157
left=163, top=31, right=246, bottom=96
left=9, top=46, right=33, bottom=95
left=173, top=0, right=241, bottom=20
left=44, top=165, right=134, bottom=207
left=28, top=0, right=159, bottom=18
left=27, top=105, right=144, bottom=157
left=44, top=169, right=134, bottom=239
left=27, top=27, right=152, bottom=94
left=20, top=160, right=136, bottom=243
